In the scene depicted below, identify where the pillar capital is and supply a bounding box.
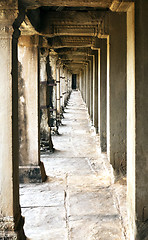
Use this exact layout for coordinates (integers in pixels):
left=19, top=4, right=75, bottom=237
left=0, top=0, right=18, bottom=9
left=18, top=34, right=39, bottom=47
left=56, top=59, right=62, bottom=68
left=39, top=36, right=49, bottom=48
left=0, top=0, right=18, bottom=28
left=40, top=47, right=49, bottom=61
left=0, top=9, right=18, bottom=38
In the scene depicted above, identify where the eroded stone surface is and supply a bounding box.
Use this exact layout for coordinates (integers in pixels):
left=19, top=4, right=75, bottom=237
left=20, top=91, right=128, bottom=240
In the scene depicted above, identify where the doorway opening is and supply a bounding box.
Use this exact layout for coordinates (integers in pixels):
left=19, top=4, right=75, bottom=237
left=72, top=74, right=77, bottom=89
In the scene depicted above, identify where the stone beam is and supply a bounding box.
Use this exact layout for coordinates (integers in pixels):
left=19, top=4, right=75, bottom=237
left=40, top=10, right=104, bottom=25
left=60, top=55, right=89, bottom=61
left=25, top=10, right=105, bottom=37
left=41, top=25, right=99, bottom=37
left=55, top=47, right=90, bottom=55
left=19, top=0, right=112, bottom=9
left=63, top=62, right=86, bottom=67
left=61, top=60, right=89, bottom=65
left=63, top=62, right=86, bottom=72
left=48, top=36, right=93, bottom=49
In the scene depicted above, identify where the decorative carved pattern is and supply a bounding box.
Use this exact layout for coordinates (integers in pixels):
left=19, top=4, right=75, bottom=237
left=0, top=216, right=15, bottom=231
left=0, top=0, right=18, bottom=9
left=47, top=25, right=98, bottom=37
left=0, top=26, right=13, bottom=36
left=0, top=38, right=10, bottom=49
left=0, top=9, right=18, bottom=24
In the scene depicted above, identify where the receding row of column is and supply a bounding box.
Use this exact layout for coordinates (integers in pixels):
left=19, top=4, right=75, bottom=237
left=18, top=36, right=72, bottom=182
left=79, top=2, right=148, bottom=239
left=0, top=20, right=72, bottom=237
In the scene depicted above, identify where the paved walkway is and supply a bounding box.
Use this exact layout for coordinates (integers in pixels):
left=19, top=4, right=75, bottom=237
left=20, top=91, right=128, bottom=240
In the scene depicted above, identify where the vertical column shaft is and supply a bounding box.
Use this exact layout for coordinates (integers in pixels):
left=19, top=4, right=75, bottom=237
left=56, top=65, right=61, bottom=118
left=87, top=62, right=91, bottom=114
left=89, top=56, right=93, bottom=122
left=127, top=2, right=148, bottom=239
left=93, top=51, right=99, bottom=132
left=18, top=35, right=46, bottom=183
left=100, top=39, right=107, bottom=152
left=107, top=12, right=127, bottom=174
left=0, top=6, right=25, bottom=238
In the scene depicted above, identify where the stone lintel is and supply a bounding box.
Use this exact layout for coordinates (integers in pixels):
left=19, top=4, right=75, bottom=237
left=60, top=55, right=88, bottom=61
left=61, top=59, right=89, bottom=65
left=48, top=36, right=93, bottom=49
left=42, top=25, right=99, bottom=38
left=56, top=49, right=89, bottom=56
left=41, top=11, right=104, bottom=25
left=19, top=162, right=47, bottom=183
left=19, top=0, right=112, bottom=9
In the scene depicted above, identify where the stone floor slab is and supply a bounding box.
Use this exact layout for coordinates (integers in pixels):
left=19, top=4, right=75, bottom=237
left=20, top=91, right=128, bottom=240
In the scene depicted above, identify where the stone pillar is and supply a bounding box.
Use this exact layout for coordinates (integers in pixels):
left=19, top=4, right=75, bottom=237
left=63, top=69, right=67, bottom=106
left=60, top=66, right=65, bottom=112
left=85, top=64, right=89, bottom=109
left=40, top=48, right=54, bottom=152
left=77, top=73, right=80, bottom=90
left=79, top=70, right=82, bottom=94
left=18, top=35, right=46, bottom=183
left=65, top=69, right=70, bottom=104
left=67, top=70, right=71, bottom=96
left=64, top=69, right=68, bottom=106
left=0, top=4, right=25, bottom=238
left=68, top=72, right=72, bottom=96
left=87, top=61, right=91, bottom=115
left=60, top=67, right=63, bottom=111
left=93, top=38, right=107, bottom=149
left=98, top=49, right=101, bottom=133
left=88, top=56, right=93, bottom=122
left=127, top=2, right=148, bottom=239
left=56, top=63, right=61, bottom=124
left=83, top=67, right=86, bottom=103
left=100, top=39, right=107, bottom=152
left=70, top=72, right=72, bottom=94
left=92, top=51, right=99, bottom=133
left=49, top=52, right=58, bottom=131
left=40, top=50, right=48, bottom=140
left=107, top=12, right=127, bottom=174
left=81, top=69, right=84, bottom=100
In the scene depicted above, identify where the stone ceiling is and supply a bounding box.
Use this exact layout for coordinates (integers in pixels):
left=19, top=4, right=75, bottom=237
left=19, top=0, right=133, bottom=73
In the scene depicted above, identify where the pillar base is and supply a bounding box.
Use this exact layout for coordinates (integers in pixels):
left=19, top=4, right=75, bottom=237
left=40, top=138, right=54, bottom=152
left=19, top=162, right=47, bottom=183
left=0, top=216, right=26, bottom=240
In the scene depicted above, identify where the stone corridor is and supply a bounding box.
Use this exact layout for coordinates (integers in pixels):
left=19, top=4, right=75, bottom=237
left=20, top=91, right=128, bottom=240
